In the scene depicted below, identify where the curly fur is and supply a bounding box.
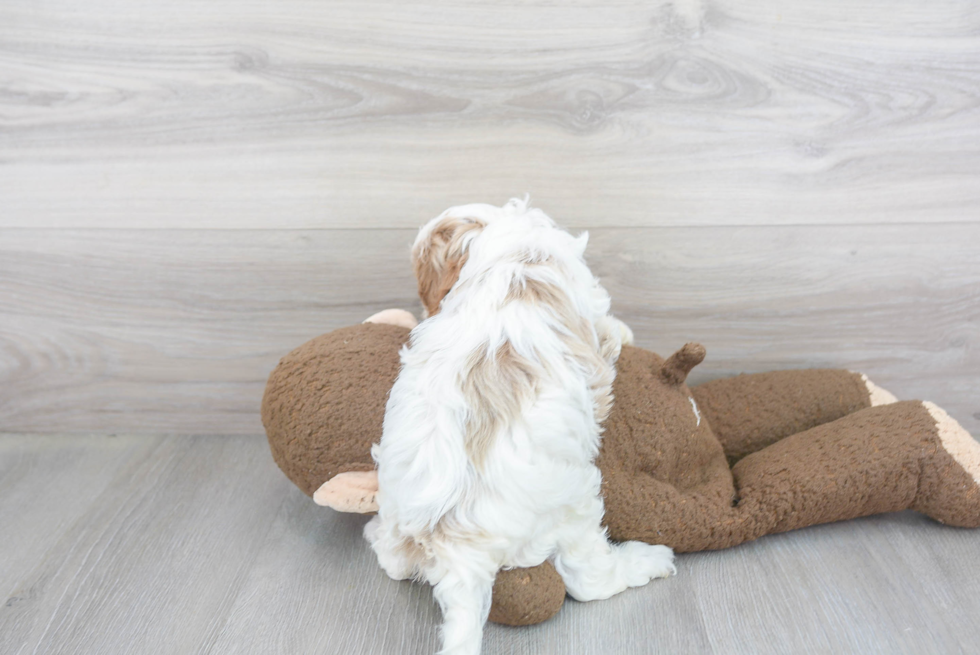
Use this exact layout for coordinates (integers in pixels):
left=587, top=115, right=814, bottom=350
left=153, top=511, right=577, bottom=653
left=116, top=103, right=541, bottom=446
left=365, top=199, right=675, bottom=655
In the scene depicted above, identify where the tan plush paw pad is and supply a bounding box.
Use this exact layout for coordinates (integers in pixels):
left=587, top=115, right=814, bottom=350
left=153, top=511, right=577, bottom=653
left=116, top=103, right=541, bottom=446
left=860, top=373, right=899, bottom=406
left=313, top=470, right=380, bottom=512
left=364, top=309, right=418, bottom=329
left=924, top=401, right=980, bottom=486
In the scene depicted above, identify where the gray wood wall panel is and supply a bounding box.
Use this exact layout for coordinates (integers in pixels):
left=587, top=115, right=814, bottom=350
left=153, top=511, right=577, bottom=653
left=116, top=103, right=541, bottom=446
left=2, top=434, right=978, bottom=655
left=2, top=0, right=979, bottom=229
left=2, top=224, right=978, bottom=436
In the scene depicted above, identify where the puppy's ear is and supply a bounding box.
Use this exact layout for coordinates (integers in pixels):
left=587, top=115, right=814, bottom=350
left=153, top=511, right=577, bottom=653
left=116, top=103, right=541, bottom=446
left=412, top=216, right=484, bottom=316
left=574, top=231, right=590, bottom=256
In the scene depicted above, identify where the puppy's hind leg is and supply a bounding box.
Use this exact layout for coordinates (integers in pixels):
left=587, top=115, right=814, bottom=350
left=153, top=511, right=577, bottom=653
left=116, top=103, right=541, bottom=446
left=553, top=521, right=675, bottom=602
left=428, top=546, right=498, bottom=655
left=594, top=314, right=634, bottom=363
left=364, top=515, right=417, bottom=581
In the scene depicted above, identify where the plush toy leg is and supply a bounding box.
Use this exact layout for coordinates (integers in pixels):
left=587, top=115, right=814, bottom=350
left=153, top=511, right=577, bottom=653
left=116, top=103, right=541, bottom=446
left=731, top=401, right=980, bottom=542
left=913, top=402, right=980, bottom=527
left=691, top=369, right=881, bottom=464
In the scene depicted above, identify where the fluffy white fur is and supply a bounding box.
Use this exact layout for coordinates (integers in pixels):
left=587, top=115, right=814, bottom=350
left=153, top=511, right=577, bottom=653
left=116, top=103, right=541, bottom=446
left=365, top=199, right=675, bottom=655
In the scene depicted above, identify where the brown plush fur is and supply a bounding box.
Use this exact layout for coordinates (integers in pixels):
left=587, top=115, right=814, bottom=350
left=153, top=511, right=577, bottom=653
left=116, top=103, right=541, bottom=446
left=262, top=323, right=980, bottom=626
left=488, top=564, right=566, bottom=626
left=261, top=323, right=406, bottom=497
left=692, top=369, right=873, bottom=465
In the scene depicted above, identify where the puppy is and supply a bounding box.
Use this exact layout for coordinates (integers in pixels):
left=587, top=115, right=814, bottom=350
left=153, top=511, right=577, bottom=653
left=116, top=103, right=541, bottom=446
left=365, top=199, right=675, bottom=655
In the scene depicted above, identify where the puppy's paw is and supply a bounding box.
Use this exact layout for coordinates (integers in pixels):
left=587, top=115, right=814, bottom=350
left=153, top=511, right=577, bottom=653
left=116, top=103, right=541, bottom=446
left=614, top=317, right=635, bottom=346
left=376, top=549, right=415, bottom=582
left=619, top=541, right=676, bottom=588
left=596, top=315, right=634, bottom=363
left=363, top=515, right=382, bottom=545
left=364, top=516, right=416, bottom=581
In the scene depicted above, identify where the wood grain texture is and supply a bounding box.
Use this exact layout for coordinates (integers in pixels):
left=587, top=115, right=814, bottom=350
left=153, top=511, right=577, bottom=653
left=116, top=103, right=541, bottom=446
left=2, top=0, right=979, bottom=228
left=1, top=434, right=979, bottom=654
left=2, top=224, right=978, bottom=436
left=0, top=434, right=157, bottom=602
left=0, top=434, right=292, bottom=655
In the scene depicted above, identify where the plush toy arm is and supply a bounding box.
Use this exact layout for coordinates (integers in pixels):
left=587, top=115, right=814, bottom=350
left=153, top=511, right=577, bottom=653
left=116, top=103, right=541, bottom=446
left=691, top=369, right=883, bottom=464
left=364, top=309, right=418, bottom=329
left=313, top=471, right=380, bottom=512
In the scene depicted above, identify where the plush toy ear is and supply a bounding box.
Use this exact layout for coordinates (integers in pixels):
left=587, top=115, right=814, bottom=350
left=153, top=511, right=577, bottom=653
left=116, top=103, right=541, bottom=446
left=660, top=342, right=706, bottom=386
left=313, top=471, right=380, bottom=513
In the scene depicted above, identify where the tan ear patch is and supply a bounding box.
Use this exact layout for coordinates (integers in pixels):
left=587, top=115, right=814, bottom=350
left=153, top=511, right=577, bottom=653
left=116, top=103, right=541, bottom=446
left=412, top=217, right=484, bottom=316
left=313, top=470, right=380, bottom=513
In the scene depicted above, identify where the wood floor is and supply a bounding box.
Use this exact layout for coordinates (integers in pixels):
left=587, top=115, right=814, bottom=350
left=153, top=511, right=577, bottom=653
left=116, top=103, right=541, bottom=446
left=2, top=0, right=979, bottom=653
left=2, top=433, right=979, bottom=655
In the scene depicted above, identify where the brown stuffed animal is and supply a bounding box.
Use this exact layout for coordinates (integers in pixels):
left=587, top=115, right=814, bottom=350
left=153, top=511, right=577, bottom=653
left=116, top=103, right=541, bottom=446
left=262, top=310, right=980, bottom=626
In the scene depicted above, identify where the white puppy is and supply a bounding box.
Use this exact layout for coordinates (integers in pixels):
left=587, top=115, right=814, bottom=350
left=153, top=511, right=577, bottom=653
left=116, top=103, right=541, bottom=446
left=366, top=199, right=675, bottom=655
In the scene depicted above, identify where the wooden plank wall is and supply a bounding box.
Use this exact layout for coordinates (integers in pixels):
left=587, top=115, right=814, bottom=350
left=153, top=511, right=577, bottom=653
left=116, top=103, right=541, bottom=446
left=2, top=0, right=979, bottom=437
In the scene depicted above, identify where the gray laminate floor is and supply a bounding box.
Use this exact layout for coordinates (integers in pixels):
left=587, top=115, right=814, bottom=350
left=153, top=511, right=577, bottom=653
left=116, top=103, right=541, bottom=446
left=2, top=433, right=978, bottom=655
